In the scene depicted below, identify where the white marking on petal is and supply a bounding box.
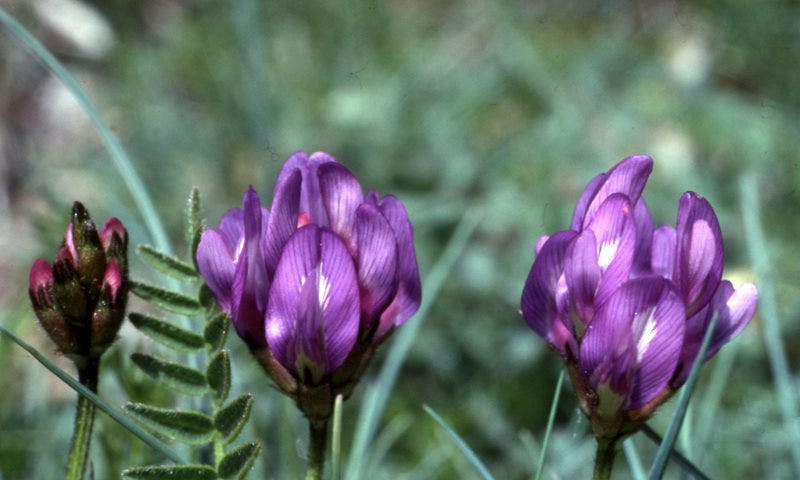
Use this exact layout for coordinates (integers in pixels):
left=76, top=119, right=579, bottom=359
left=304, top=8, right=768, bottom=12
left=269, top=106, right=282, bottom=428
left=318, top=265, right=331, bottom=311
left=266, top=319, right=285, bottom=339
left=597, top=237, right=620, bottom=270
left=633, top=308, right=658, bottom=362
left=233, top=237, right=245, bottom=263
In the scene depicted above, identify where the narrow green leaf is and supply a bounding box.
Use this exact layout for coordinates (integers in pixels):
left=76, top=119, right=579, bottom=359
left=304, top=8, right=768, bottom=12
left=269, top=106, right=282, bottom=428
left=423, top=404, right=494, bottom=480
left=137, top=244, right=199, bottom=281
left=217, top=441, right=261, bottom=480
left=647, top=313, right=719, bottom=479
left=122, top=464, right=217, bottom=480
left=535, top=369, right=564, bottom=480
left=205, top=312, right=230, bottom=351
left=186, top=187, right=203, bottom=263
left=0, top=324, right=185, bottom=464
left=125, top=403, right=214, bottom=445
left=130, top=281, right=203, bottom=316
left=207, top=350, right=232, bottom=401
left=215, top=394, right=254, bottom=443
left=129, top=313, right=205, bottom=352
left=331, top=394, right=343, bottom=480
left=131, top=353, right=208, bottom=396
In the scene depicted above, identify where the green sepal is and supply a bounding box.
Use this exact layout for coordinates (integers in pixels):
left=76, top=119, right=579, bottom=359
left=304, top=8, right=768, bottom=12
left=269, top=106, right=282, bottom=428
left=130, top=281, right=203, bottom=316
left=214, top=393, right=253, bottom=444
left=204, top=312, right=230, bottom=351
left=185, top=187, right=203, bottom=264
left=217, top=441, right=261, bottom=480
left=128, top=313, right=205, bottom=352
left=131, top=353, right=208, bottom=396
left=124, top=403, right=214, bottom=445
left=207, top=350, right=231, bottom=401
left=122, top=464, right=217, bottom=480
left=137, top=244, right=199, bottom=281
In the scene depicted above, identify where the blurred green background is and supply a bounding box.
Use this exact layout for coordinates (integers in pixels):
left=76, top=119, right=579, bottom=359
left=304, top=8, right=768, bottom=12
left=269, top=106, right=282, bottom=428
left=1, top=0, right=798, bottom=478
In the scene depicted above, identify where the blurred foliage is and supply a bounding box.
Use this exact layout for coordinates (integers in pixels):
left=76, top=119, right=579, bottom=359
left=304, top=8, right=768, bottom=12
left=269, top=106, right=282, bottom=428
left=1, top=0, right=799, bottom=478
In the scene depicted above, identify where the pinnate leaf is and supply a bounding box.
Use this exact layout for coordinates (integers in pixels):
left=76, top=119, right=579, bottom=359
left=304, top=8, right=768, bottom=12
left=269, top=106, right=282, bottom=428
left=218, top=441, right=261, bottom=480
left=205, top=312, right=230, bottom=350
left=130, top=281, right=203, bottom=316
left=137, top=244, right=199, bottom=281
left=186, top=187, right=203, bottom=262
left=122, top=464, right=217, bottom=480
left=129, top=313, right=205, bottom=352
left=131, top=353, right=208, bottom=396
left=125, top=403, right=214, bottom=445
left=207, top=350, right=231, bottom=401
left=215, top=393, right=254, bottom=443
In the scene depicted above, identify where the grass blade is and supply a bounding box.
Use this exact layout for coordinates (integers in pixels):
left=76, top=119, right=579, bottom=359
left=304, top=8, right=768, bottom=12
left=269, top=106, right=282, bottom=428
left=331, top=394, right=344, bottom=480
left=423, top=404, right=494, bottom=480
left=0, top=8, right=172, bottom=254
left=623, top=439, right=646, bottom=480
left=647, top=313, right=718, bottom=479
left=740, top=172, right=800, bottom=476
left=641, top=425, right=710, bottom=480
left=346, top=209, right=482, bottom=479
left=534, top=368, right=564, bottom=480
left=0, top=324, right=184, bottom=463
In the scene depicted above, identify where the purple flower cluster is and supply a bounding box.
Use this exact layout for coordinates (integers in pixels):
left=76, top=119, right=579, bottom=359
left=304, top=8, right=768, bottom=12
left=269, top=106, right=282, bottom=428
left=521, top=155, right=757, bottom=427
left=197, top=152, right=421, bottom=392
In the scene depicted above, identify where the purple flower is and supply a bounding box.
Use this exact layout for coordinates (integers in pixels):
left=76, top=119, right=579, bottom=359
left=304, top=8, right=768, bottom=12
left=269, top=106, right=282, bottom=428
left=197, top=151, right=421, bottom=389
left=521, top=155, right=757, bottom=432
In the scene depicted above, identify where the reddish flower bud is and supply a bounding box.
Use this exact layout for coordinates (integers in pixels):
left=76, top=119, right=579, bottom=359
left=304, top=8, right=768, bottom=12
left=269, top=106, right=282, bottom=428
left=29, top=202, right=129, bottom=361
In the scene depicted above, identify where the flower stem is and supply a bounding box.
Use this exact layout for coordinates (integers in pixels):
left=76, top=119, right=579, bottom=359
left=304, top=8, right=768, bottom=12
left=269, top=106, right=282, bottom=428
left=305, top=420, right=329, bottom=480
left=593, top=437, right=619, bottom=480
left=65, top=359, right=99, bottom=480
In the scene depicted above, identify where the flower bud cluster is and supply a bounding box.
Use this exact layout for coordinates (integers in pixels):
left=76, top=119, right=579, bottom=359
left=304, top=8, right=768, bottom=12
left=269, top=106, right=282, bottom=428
left=29, top=202, right=129, bottom=364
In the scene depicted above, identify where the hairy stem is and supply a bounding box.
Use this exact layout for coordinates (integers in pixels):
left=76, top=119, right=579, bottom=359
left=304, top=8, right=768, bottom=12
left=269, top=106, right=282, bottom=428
left=305, top=420, right=329, bottom=480
left=65, top=359, right=98, bottom=480
left=593, top=437, right=619, bottom=480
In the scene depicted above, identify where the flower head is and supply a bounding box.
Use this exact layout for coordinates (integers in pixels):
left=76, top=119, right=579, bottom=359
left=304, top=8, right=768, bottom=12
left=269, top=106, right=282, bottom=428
left=521, top=155, right=757, bottom=438
left=197, top=151, right=421, bottom=418
left=29, top=202, right=129, bottom=362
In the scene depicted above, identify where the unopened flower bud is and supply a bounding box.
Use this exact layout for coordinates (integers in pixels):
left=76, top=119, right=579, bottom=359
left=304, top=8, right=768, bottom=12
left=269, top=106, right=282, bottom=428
left=28, top=202, right=129, bottom=361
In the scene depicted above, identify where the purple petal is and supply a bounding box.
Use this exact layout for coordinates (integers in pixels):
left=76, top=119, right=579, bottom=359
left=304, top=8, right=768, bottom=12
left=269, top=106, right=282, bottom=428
left=318, top=162, right=363, bottom=250
left=264, top=168, right=302, bottom=277
left=230, top=188, right=270, bottom=346
left=197, top=229, right=238, bottom=313
left=675, top=192, right=724, bottom=316
left=571, top=155, right=653, bottom=229
left=581, top=276, right=685, bottom=410
left=585, top=194, right=636, bottom=305
left=632, top=198, right=654, bottom=273
left=534, top=234, right=550, bottom=255
left=275, top=151, right=338, bottom=226
left=265, top=225, right=360, bottom=376
left=564, top=230, right=600, bottom=326
left=672, top=280, right=757, bottom=386
left=521, top=230, right=578, bottom=356
left=651, top=225, right=676, bottom=279
left=218, top=208, right=245, bottom=246
left=355, top=203, right=399, bottom=331
left=570, top=173, right=607, bottom=231
left=376, top=195, right=422, bottom=336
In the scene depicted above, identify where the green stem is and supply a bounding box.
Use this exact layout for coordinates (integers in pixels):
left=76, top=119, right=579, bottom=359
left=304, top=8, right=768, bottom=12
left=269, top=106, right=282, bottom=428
left=306, top=420, right=329, bottom=480
left=593, top=437, right=619, bottom=480
left=66, top=359, right=99, bottom=480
